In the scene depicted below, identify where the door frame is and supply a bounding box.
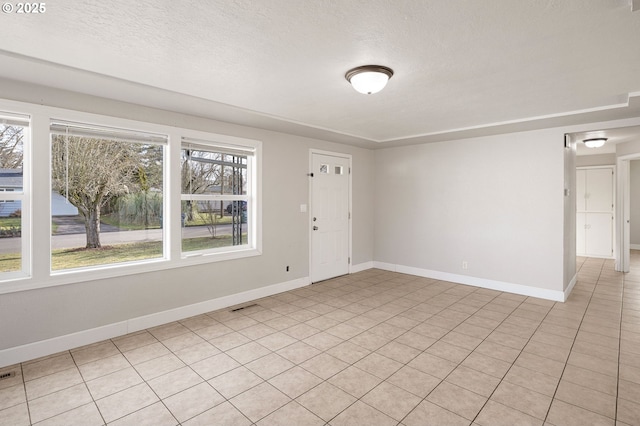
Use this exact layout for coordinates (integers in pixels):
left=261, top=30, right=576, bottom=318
left=309, top=149, right=352, bottom=283
left=616, top=154, right=640, bottom=272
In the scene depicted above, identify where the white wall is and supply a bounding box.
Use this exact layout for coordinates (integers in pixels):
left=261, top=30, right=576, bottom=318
left=0, top=80, right=375, bottom=355
left=374, top=129, right=566, bottom=296
left=576, top=154, right=615, bottom=167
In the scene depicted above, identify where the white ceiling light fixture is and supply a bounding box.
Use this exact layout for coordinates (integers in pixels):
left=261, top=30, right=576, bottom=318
left=345, top=65, right=394, bottom=94
left=583, top=137, right=607, bottom=148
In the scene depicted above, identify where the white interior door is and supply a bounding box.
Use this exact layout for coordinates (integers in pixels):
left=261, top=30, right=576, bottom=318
left=311, top=152, right=350, bottom=282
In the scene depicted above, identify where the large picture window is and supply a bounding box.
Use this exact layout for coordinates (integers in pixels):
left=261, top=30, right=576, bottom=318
left=0, top=113, right=28, bottom=277
left=50, top=121, right=166, bottom=271
left=181, top=139, right=254, bottom=255
left=0, top=99, right=261, bottom=291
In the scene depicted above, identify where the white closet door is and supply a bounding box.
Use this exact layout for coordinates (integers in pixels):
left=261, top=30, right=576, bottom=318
left=576, top=167, right=614, bottom=258
left=585, top=213, right=613, bottom=257
left=576, top=213, right=586, bottom=254
left=586, top=169, right=613, bottom=212
left=577, top=169, right=586, bottom=211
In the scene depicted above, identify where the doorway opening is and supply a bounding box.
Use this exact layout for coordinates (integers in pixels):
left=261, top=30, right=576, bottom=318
left=570, top=124, right=640, bottom=274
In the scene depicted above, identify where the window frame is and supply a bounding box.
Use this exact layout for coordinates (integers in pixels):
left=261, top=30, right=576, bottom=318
left=0, top=99, right=262, bottom=294
left=49, top=120, right=169, bottom=273
left=0, top=111, right=30, bottom=283
left=178, top=131, right=261, bottom=262
left=180, top=138, right=255, bottom=258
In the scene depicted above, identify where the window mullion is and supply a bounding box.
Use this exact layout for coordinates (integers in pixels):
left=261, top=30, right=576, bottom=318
left=30, top=112, right=49, bottom=280
left=168, top=130, right=182, bottom=263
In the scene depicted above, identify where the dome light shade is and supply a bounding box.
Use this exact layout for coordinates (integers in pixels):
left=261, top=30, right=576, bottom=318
left=583, top=138, right=607, bottom=148
left=345, top=65, right=394, bottom=94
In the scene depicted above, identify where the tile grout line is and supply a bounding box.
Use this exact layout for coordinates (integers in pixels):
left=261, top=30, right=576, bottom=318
left=616, top=261, right=627, bottom=423
left=461, top=293, right=558, bottom=425
left=541, top=258, right=606, bottom=425
left=290, top=275, right=456, bottom=424
left=13, top=264, right=630, bottom=426
left=394, top=288, right=528, bottom=424
left=273, top=275, right=486, bottom=424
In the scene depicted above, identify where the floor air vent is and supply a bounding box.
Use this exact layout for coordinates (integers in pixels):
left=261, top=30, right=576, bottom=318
left=0, top=371, right=16, bottom=380
left=230, top=303, right=258, bottom=312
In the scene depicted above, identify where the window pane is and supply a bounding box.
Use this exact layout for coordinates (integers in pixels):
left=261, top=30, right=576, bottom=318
left=0, top=120, right=25, bottom=274
left=181, top=200, right=248, bottom=253
left=182, top=148, right=247, bottom=196
left=50, top=131, right=165, bottom=271
left=0, top=200, right=21, bottom=273
left=181, top=142, right=252, bottom=255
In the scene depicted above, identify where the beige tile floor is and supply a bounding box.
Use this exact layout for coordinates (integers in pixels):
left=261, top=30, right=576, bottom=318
left=1, top=254, right=640, bottom=425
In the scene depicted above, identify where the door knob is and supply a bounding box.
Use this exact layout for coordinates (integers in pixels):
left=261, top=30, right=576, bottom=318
left=313, top=226, right=319, bottom=231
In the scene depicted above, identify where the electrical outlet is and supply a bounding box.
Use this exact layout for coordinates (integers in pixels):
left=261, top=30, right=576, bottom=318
left=462, top=261, right=468, bottom=270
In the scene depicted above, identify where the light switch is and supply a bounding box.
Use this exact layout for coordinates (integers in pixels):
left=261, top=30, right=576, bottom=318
left=300, top=204, right=307, bottom=213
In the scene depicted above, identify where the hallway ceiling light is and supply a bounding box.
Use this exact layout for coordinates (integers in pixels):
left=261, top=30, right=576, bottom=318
left=583, top=138, right=607, bottom=148
left=345, top=65, right=394, bottom=94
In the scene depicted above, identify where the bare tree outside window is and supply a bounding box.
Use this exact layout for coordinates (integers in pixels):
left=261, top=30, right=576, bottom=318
left=0, top=125, right=23, bottom=169
left=51, top=135, right=144, bottom=249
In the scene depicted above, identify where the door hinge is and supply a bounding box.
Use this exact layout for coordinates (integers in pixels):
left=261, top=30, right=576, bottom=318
left=348, top=257, right=351, bottom=264
left=348, top=212, right=351, bottom=219
left=349, top=167, right=351, bottom=175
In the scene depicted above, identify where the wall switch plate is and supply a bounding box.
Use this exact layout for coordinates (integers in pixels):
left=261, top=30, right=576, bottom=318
left=300, top=204, right=307, bottom=213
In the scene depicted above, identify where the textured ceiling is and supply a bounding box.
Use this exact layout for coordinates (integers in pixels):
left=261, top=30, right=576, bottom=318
left=0, top=0, right=639, bottom=147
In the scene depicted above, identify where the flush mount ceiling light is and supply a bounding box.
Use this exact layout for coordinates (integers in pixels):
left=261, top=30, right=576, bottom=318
left=583, top=138, right=607, bottom=148
left=345, top=65, right=394, bottom=94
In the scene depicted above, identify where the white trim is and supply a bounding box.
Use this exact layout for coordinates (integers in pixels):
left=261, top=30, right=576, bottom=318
left=372, top=261, right=397, bottom=272
left=563, top=273, right=578, bottom=302
left=616, top=153, right=640, bottom=272
left=576, top=165, right=616, bottom=171
left=373, top=261, right=565, bottom=302
left=0, top=276, right=310, bottom=368
left=630, top=244, right=640, bottom=250
left=351, top=261, right=374, bottom=274
left=575, top=253, right=614, bottom=260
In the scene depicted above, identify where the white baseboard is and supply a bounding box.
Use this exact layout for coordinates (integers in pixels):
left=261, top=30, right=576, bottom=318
left=631, top=244, right=640, bottom=250
left=351, top=261, right=374, bottom=274
left=0, top=261, right=570, bottom=368
left=0, top=276, right=310, bottom=368
left=373, top=261, right=565, bottom=302
left=372, top=261, right=397, bottom=272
